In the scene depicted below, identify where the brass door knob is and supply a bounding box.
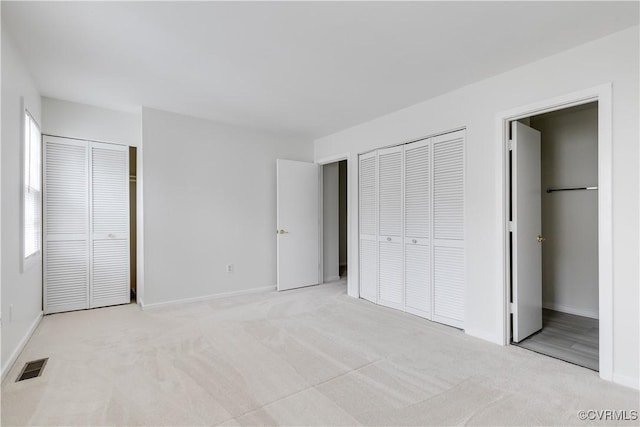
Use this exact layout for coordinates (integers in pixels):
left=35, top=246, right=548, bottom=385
left=277, top=229, right=289, bottom=235
left=537, top=235, right=545, bottom=243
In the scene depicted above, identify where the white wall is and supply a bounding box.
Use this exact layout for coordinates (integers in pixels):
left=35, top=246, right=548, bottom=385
left=531, top=104, right=599, bottom=319
left=314, top=27, right=639, bottom=387
left=41, top=97, right=141, bottom=147
left=1, top=30, right=42, bottom=378
left=323, top=163, right=339, bottom=281
left=141, top=108, right=313, bottom=306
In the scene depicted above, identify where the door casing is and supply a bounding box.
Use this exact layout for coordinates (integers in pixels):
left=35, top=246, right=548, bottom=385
left=497, top=83, right=613, bottom=381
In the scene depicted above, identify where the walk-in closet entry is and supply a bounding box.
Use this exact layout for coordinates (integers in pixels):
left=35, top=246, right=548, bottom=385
left=43, top=136, right=134, bottom=314
left=322, top=160, right=348, bottom=283
left=359, top=129, right=465, bottom=329
left=509, top=102, right=599, bottom=371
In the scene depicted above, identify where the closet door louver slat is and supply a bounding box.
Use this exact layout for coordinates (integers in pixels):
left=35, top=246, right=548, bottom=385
left=358, top=130, right=464, bottom=329
left=377, top=147, right=403, bottom=310
left=432, top=131, right=465, bottom=328
left=44, top=137, right=90, bottom=314
left=91, top=143, right=130, bottom=308
left=433, top=135, right=464, bottom=241
left=404, top=139, right=431, bottom=318
left=359, top=151, right=378, bottom=303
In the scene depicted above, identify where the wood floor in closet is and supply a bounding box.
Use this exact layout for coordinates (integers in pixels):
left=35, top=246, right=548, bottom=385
left=515, top=308, right=598, bottom=371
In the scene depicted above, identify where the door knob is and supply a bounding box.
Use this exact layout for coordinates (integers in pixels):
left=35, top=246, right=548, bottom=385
left=412, top=239, right=417, bottom=244
left=537, top=235, right=545, bottom=243
left=386, top=237, right=392, bottom=242
left=277, top=229, right=289, bottom=235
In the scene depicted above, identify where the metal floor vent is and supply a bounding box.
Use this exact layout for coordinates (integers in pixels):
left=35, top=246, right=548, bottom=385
left=16, top=358, right=48, bottom=382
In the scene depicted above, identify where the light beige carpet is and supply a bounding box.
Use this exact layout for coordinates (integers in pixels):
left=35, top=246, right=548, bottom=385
left=1, top=282, right=638, bottom=426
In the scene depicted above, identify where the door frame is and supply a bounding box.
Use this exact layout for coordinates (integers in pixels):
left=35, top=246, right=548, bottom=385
left=317, top=153, right=351, bottom=292
left=497, top=83, right=613, bottom=381
left=42, top=134, right=145, bottom=307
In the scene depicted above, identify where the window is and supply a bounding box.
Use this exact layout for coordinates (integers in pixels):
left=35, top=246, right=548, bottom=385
left=23, top=110, right=42, bottom=267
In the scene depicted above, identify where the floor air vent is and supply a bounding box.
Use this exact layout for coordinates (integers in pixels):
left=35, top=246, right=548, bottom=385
left=16, top=358, right=48, bottom=382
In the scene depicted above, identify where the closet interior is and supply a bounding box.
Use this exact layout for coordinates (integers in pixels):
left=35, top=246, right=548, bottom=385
left=511, top=102, right=599, bottom=371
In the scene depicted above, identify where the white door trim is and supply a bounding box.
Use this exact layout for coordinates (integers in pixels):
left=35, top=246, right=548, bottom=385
left=317, top=154, right=352, bottom=293
left=496, top=83, right=613, bottom=381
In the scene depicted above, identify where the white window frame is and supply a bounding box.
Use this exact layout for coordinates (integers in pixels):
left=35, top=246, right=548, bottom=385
left=22, top=107, right=42, bottom=272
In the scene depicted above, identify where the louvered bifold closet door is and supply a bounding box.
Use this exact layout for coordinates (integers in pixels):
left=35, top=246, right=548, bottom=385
left=359, top=151, right=378, bottom=303
left=432, top=130, right=465, bottom=328
left=404, top=139, right=431, bottom=319
left=377, top=146, right=404, bottom=310
left=44, top=136, right=90, bottom=314
left=90, top=142, right=130, bottom=308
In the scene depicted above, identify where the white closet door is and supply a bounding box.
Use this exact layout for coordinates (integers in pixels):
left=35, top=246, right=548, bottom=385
left=44, top=136, right=90, bottom=314
left=404, top=139, right=431, bottom=318
left=377, top=146, right=403, bottom=310
left=90, top=142, right=130, bottom=308
left=359, top=151, right=378, bottom=303
left=432, top=130, right=465, bottom=328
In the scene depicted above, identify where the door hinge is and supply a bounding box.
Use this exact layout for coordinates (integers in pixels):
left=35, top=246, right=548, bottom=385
left=508, top=221, right=514, bottom=232
left=507, top=140, right=513, bottom=151
left=509, top=302, right=514, bottom=314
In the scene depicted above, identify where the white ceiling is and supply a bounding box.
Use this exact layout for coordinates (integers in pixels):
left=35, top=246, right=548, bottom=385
left=3, top=1, right=638, bottom=139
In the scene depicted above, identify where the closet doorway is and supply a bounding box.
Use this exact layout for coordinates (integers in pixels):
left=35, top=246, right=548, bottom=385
left=508, top=102, right=600, bottom=371
left=321, top=160, right=348, bottom=283
left=129, top=146, right=137, bottom=302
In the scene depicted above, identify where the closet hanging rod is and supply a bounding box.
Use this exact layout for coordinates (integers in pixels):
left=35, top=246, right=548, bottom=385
left=546, top=186, right=598, bottom=193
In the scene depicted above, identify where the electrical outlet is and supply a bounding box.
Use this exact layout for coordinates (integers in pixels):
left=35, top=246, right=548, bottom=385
left=226, top=264, right=233, bottom=273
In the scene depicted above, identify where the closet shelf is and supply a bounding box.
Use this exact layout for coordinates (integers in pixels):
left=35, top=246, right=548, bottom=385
left=546, top=186, right=598, bottom=193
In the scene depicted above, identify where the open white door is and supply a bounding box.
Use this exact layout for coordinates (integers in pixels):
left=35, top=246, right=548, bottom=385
left=277, top=159, right=319, bottom=291
left=511, top=121, right=543, bottom=342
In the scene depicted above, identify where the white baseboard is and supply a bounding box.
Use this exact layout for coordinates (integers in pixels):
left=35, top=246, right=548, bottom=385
left=542, top=302, right=599, bottom=320
left=140, top=286, right=275, bottom=310
left=1, top=311, right=43, bottom=383
left=323, top=275, right=341, bottom=283
left=465, top=328, right=503, bottom=345
left=613, top=373, right=640, bottom=390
